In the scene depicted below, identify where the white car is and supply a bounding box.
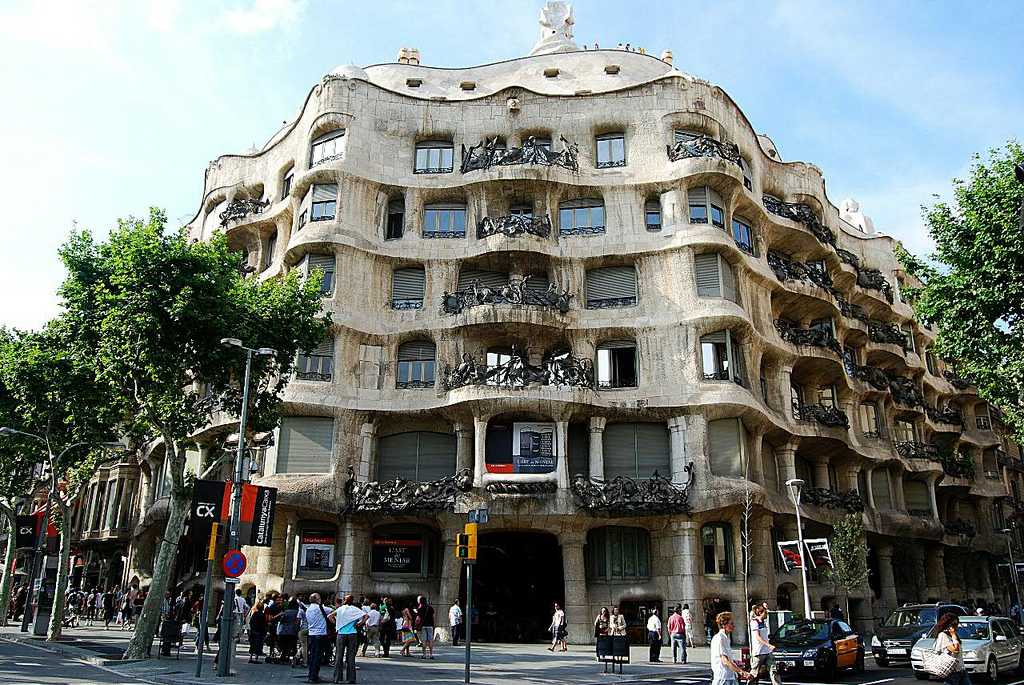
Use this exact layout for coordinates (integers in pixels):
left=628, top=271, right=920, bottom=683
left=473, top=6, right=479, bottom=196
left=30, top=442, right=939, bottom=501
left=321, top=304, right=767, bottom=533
left=911, top=616, right=1024, bottom=682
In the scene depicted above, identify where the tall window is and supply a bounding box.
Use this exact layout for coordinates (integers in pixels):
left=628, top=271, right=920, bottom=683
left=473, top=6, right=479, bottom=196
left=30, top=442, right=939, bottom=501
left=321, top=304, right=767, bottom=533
left=893, top=419, right=916, bottom=444
left=902, top=325, right=916, bottom=353
left=925, top=350, right=938, bottom=375
left=694, top=253, right=738, bottom=302
left=414, top=140, right=454, bottom=174
left=396, top=340, right=436, bottom=389
left=392, top=267, right=425, bottom=309
left=262, top=231, right=277, bottom=271
left=596, top=341, right=637, bottom=389
left=423, top=203, right=466, bottom=238
left=762, top=442, right=779, bottom=492
left=688, top=186, right=726, bottom=228
left=585, top=266, right=637, bottom=308
left=702, top=523, right=734, bottom=576
left=386, top=198, right=405, bottom=239
left=311, top=184, right=337, bottom=221
left=377, top=432, right=455, bottom=481
left=644, top=199, right=662, bottom=231
left=310, top=130, right=345, bottom=166
left=700, top=330, right=744, bottom=385
left=860, top=402, right=882, bottom=438
left=905, top=481, right=930, bottom=515
left=586, top=527, right=651, bottom=581
left=281, top=165, right=294, bottom=200
left=595, top=132, right=626, bottom=168
left=976, top=404, right=992, bottom=430
left=602, top=422, right=670, bottom=479
left=277, top=417, right=334, bottom=474
left=732, top=216, right=754, bottom=254
left=304, top=254, right=335, bottom=296
left=708, top=418, right=747, bottom=478
left=296, top=337, right=333, bottom=382
left=871, top=469, right=893, bottom=509
left=559, top=199, right=606, bottom=235
left=810, top=317, right=835, bottom=338
left=817, top=384, right=837, bottom=408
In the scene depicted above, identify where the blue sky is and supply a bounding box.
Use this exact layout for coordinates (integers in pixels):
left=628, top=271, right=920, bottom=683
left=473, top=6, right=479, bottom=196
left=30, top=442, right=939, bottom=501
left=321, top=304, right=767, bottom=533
left=1, top=0, right=1022, bottom=331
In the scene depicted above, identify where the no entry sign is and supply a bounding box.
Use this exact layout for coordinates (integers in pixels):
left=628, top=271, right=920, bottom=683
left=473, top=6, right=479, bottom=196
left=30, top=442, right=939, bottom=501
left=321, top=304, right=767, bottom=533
left=222, top=550, right=247, bottom=578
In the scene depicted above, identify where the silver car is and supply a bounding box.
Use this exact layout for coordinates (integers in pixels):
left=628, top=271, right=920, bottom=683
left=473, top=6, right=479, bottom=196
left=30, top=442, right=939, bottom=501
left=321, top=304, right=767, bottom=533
left=911, top=616, right=1024, bottom=682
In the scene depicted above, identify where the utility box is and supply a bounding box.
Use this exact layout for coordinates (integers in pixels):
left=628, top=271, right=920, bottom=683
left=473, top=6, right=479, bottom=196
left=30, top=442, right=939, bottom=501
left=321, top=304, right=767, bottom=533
left=32, top=556, right=58, bottom=636
left=768, top=609, right=793, bottom=634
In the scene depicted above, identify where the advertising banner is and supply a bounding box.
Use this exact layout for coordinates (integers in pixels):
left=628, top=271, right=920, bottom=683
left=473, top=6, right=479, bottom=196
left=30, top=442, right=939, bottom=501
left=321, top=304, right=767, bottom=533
left=776, top=540, right=804, bottom=571
left=371, top=536, right=423, bottom=574
left=235, top=483, right=278, bottom=548
left=299, top=529, right=336, bottom=572
left=15, top=515, right=37, bottom=549
left=804, top=539, right=833, bottom=569
left=512, top=422, right=557, bottom=474
left=188, top=479, right=227, bottom=540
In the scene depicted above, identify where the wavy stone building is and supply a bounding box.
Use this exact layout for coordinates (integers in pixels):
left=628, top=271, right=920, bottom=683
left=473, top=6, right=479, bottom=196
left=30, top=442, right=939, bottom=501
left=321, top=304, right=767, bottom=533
left=145, top=3, right=1024, bottom=643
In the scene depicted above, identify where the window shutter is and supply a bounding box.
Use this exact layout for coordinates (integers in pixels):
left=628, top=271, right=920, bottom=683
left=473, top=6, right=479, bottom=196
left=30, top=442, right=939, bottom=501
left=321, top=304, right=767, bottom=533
left=392, top=267, right=426, bottom=300
left=871, top=470, right=893, bottom=509
left=701, top=331, right=727, bottom=344
left=312, top=130, right=345, bottom=146
left=377, top=432, right=419, bottom=481
left=721, top=257, right=737, bottom=303
left=762, top=443, right=779, bottom=492
left=457, top=270, right=508, bottom=292
left=586, top=266, right=636, bottom=301
left=388, top=199, right=404, bottom=214
left=398, top=340, right=435, bottom=361
left=634, top=423, right=670, bottom=478
left=312, top=183, right=338, bottom=202
left=278, top=417, right=333, bottom=474
left=603, top=423, right=638, bottom=478
left=695, top=253, right=722, bottom=297
left=708, top=418, right=743, bottom=478
left=567, top=423, right=589, bottom=478
left=905, top=481, right=929, bottom=510
left=709, top=188, right=725, bottom=208
left=306, top=254, right=335, bottom=272
left=414, top=432, right=457, bottom=482
left=525, top=273, right=549, bottom=293
left=304, top=337, right=334, bottom=357
left=687, top=186, right=708, bottom=207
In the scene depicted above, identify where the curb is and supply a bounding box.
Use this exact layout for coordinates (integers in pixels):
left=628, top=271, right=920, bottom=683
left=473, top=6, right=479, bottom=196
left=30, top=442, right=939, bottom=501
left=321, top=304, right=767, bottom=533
left=0, top=632, right=131, bottom=665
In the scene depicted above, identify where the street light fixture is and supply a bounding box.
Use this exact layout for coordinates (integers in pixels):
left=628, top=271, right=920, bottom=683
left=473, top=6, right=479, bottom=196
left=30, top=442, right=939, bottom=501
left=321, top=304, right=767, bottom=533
left=786, top=478, right=813, bottom=619
left=1000, top=526, right=1022, bottom=610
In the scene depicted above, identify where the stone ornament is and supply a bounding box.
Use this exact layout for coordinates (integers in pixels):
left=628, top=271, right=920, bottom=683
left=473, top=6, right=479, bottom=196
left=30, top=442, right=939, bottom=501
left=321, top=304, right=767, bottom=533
left=343, top=467, right=472, bottom=515
left=569, top=466, right=695, bottom=515
left=219, top=197, right=270, bottom=227
left=440, top=275, right=572, bottom=315
left=530, top=2, right=578, bottom=56
left=461, top=136, right=579, bottom=173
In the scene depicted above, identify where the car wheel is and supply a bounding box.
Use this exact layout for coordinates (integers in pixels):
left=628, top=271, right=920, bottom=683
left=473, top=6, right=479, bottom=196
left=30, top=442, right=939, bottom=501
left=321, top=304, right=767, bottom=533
left=915, top=671, right=931, bottom=680
left=854, top=650, right=865, bottom=674
left=875, top=657, right=888, bottom=668
left=986, top=656, right=999, bottom=683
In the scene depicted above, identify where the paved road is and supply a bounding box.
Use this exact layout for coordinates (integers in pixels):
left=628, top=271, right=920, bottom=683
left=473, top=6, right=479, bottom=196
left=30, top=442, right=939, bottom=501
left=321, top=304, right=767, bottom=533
left=0, top=637, right=152, bottom=684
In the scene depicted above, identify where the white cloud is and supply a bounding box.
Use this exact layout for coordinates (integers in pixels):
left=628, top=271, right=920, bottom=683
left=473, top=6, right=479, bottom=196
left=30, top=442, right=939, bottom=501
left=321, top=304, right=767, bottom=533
left=218, top=0, right=307, bottom=35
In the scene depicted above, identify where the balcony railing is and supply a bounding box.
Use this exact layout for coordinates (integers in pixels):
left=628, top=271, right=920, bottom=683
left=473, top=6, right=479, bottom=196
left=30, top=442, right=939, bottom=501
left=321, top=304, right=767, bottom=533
left=343, top=468, right=472, bottom=515
left=598, top=378, right=639, bottom=389
left=478, top=214, right=552, bottom=239
left=442, top=348, right=593, bottom=391
left=801, top=487, right=865, bottom=513
left=887, top=374, right=925, bottom=408
left=396, top=379, right=434, bottom=389
left=908, top=508, right=934, bottom=518
left=984, top=469, right=1001, bottom=480
left=926, top=405, right=965, bottom=428
left=895, top=441, right=941, bottom=461
left=461, top=136, right=579, bottom=173
left=766, top=252, right=836, bottom=295
left=795, top=402, right=850, bottom=429
left=868, top=321, right=908, bottom=348
left=940, top=453, right=975, bottom=480
left=762, top=196, right=837, bottom=247
left=586, top=296, right=635, bottom=309
left=944, top=517, right=976, bottom=538
left=295, top=371, right=331, bottom=382
left=392, top=298, right=423, bottom=310
left=835, top=249, right=860, bottom=268
left=976, top=416, right=992, bottom=431
left=846, top=361, right=889, bottom=390
left=856, top=268, right=894, bottom=303
left=836, top=298, right=869, bottom=323
left=943, top=369, right=974, bottom=389
left=775, top=320, right=843, bottom=357
left=423, top=228, right=466, bottom=239
left=219, top=198, right=270, bottom=227
left=666, top=134, right=742, bottom=167
left=560, top=224, right=605, bottom=236
left=570, top=467, right=694, bottom=516
left=441, top=276, right=572, bottom=315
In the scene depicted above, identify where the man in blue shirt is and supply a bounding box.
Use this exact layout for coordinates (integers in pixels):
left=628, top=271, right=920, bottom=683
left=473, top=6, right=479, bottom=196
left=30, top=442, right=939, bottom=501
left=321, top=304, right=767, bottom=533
left=331, top=595, right=368, bottom=684
left=304, top=593, right=329, bottom=683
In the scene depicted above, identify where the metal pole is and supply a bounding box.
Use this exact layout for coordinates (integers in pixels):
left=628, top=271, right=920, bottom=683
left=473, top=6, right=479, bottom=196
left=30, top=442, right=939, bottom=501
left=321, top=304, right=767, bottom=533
left=793, top=489, right=812, bottom=619
left=1007, top=534, right=1022, bottom=617
left=217, top=349, right=254, bottom=677
left=22, top=496, right=51, bottom=632
left=464, top=561, right=473, bottom=684
left=196, top=522, right=218, bottom=678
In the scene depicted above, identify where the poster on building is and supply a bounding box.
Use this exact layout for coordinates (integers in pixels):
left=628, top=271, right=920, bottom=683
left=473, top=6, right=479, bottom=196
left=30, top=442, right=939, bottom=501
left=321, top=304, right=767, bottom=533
left=777, top=540, right=804, bottom=571
left=804, top=538, right=833, bottom=569
left=299, top=529, right=336, bottom=572
left=371, top=535, right=423, bottom=574
left=511, top=422, right=557, bottom=474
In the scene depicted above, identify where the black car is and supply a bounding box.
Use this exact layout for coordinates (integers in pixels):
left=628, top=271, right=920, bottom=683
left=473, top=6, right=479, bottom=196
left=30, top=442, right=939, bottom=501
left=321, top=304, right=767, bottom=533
left=871, top=603, right=969, bottom=666
left=771, top=618, right=865, bottom=679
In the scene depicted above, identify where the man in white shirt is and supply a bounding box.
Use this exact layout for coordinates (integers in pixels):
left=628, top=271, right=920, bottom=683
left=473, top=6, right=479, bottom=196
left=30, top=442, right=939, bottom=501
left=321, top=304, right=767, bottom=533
left=749, top=605, right=780, bottom=685
left=305, top=593, right=329, bottom=683
left=360, top=603, right=381, bottom=657
left=449, top=600, right=463, bottom=646
left=711, top=612, right=749, bottom=685
left=647, top=607, right=663, bottom=662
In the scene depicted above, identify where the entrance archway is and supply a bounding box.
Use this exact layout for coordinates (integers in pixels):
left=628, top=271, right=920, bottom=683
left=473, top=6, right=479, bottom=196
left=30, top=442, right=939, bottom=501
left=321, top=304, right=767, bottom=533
left=463, top=531, right=563, bottom=643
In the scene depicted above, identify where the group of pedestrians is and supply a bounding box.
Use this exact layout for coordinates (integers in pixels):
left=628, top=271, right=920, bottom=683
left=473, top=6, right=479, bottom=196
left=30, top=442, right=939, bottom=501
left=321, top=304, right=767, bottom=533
left=5, top=582, right=146, bottom=631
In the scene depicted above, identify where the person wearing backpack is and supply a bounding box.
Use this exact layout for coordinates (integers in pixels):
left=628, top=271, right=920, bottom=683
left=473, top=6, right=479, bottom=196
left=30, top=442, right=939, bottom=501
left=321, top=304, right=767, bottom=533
left=378, top=597, right=395, bottom=658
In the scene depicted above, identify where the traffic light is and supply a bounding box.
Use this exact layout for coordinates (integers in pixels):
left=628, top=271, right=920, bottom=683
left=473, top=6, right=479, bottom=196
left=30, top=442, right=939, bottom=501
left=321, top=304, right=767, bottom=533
left=457, top=522, right=478, bottom=560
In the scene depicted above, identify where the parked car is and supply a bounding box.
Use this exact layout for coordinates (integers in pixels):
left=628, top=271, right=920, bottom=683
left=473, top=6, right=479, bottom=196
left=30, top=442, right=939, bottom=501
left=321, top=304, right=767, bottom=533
left=911, top=616, right=1024, bottom=682
left=771, top=618, right=865, bottom=679
left=872, top=603, right=969, bottom=667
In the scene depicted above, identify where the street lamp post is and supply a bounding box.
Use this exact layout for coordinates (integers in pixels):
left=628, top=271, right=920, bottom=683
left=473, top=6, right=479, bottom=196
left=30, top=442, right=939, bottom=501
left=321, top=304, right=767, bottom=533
left=216, top=338, right=275, bottom=677
left=1000, top=526, right=1022, bottom=618
left=786, top=478, right=813, bottom=619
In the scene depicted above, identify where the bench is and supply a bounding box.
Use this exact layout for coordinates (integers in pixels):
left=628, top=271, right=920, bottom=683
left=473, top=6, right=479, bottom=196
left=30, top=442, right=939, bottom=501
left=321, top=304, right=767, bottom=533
left=596, top=635, right=630, bottom=674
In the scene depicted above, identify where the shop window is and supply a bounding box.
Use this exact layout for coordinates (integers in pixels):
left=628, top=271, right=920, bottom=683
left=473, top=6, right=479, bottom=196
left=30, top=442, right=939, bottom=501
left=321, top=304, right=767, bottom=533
left=596, top=340, right=637, bottom=389
left=586, top=527, right=651, bottom=581
left=602, top=422, right=670, bottom=479
left=702, top=523, right=734, bottom=576
left=370, top=524, right=437, bottom=577
left=297, top=523, right=337, bottom=577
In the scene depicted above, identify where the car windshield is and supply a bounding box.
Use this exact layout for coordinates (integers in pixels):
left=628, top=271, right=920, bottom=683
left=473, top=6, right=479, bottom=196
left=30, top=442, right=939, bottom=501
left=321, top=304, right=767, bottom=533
left=884, top=609, right=937, bottom=627
left=774, top=620, right=830, bottom=641
left=928, top=623, right=990, bottom=641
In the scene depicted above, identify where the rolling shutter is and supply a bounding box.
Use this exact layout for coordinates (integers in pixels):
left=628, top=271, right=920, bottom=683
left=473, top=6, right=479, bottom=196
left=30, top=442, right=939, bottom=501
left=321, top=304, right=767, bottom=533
left=709, top=188, right=725, bottom=209
left=708, top=418, right=743, bottom=478
left=701, top=331, right=727, bottom=344
left=762, top=443, right=779, bottom=492
left=377, top=432, right=419, bottom=481
left=721, top=257, right=737, bottom=302
left=306, top=253, right=335, bottom=272
left=392, top=267, right=425, bottom=300
left=415, top=432, right=457, bottom=482
left=905, top=481, right=929, bottom=510
left=567, top=423, right=589, bottom=478
left=598, top=340, right=635, bottom=350
left=457, top=270, right=508, bottom=292
left=687, top=186, right=708, bottom=208
left=603, top=423, right=637, bottom=478
left=525, top=272, right=549, bottom=293
left=278, top=417, right=333, bottom=474
left=634, top=423, right=670, bottom=478
left=695, top=253, right=722, bottom=298
left=871, top=470, right=893, bottom=509
left=303, top=336, right=334, bottom=357
left=586, top=266, right=636, bottom=302
left=311, top=130, right=344, bottom=146
left=312, top=183, right=337, bottom=202
left=397, top=340, right=435, bottom=361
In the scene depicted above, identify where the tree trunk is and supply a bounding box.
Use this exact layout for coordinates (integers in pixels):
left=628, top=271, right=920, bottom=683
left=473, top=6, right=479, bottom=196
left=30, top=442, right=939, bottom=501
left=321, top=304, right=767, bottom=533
left=0, top=511, right=16, bottom=626
left=123, top=486, right=188, bottom=659
left=46, top=501, right=73, bottom=641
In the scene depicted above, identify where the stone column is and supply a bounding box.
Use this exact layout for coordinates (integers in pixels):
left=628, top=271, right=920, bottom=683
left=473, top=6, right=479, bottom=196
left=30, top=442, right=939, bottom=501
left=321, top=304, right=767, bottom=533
left=923, top=545, right=946, bottom=602
left=473, top=417, right=488, bottom=487
left=811, top=457, right=830, bottom=491
left=668, top=415, right=689, bottom=483
left=454, top=422, right=473, bottom=474
left=561, top=530, right=590, bottom=644
left=588, top=417, right=606, bottom=480
left=664, top=520, right=703, bottom=644
left=556, top=420, right=570, bottom=489
left=781, top=365, right=796, bottom=421
left=662, top=188, right=685, bottom=227
left=777, top=444, right=797, bottom=485
left=338, top=521, right=369, bottom=597
left=358, top=423, right=375, bottom=480
left=436, top=527, right=462, bottom=643
left=926, top=475, right=940, bottom=519
left=283, top=513, right=299, bottom=584
left=875, top=541, right=898, bottom=613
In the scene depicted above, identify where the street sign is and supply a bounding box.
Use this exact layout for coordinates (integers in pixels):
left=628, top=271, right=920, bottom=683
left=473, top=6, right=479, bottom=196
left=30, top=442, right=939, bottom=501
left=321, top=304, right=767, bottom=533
left=468, top=509, right=488, bottom=524
left=225, top=577, right=240, bottom=584
left=222, top=550, right=247, bottom=578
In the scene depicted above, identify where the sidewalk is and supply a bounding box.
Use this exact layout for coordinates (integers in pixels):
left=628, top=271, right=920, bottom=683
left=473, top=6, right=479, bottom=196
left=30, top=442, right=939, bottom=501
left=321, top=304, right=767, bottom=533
left=0, top=622, right=714, bottom=684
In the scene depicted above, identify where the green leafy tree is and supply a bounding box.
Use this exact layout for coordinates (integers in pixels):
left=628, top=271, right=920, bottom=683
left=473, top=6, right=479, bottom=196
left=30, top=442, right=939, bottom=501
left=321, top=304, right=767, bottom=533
left=58, top=209, right=329, bottom=659
left=826, top=514, right=869, bottom=623
left=897, top=142, right=1024, bottom=437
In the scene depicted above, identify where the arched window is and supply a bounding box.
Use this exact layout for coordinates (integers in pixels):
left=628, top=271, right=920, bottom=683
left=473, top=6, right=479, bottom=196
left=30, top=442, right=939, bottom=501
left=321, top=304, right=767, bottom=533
left=586, top=527, right=651, bottom=581
left=596, top=340, right=637, bottom=389
left=702, top=523, right=734, bottom=576
left=688, top=186, right=726, bottom=228
left=396, top=340, right=436, bottom=389
left=386, top=198, right=405, bottom=239
left=700, top=330, right=744, bottom=385
left=602, top=422, right=670, bottom=479
left=694, top=253, right=737, bottom=302
left=281, top=165, right=294, bottom=200
left=707, top=418, right=747, bottom=478
left=414, top=140, right=454, bottom=174
left=310, top=130, right=345, bottom=167
left=559, top=199, right=606, bottom=235
left=310, top=184, right=338, bottom=222
left=595, top=132, right=626, bottom=168
left=585, top=266, right=637, bottom=308
left=423, top=202, right=466, bottom=238
left=377, top=432, right=456, bottom=482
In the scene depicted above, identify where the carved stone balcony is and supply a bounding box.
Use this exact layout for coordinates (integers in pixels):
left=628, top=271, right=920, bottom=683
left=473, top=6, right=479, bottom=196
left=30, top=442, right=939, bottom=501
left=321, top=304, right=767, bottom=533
left=461, top=136, right=579, bottom=173
left=868, top=321, right=908, bottom=348
left=895, top=441, right=941, bottom=462
left=795, top=402, right=850, bottom=429
left=801, top=487, right=865, bottom=513
left=943, top=517, right=976, bottom=538
left=569, top=466, right=694, bottom=516
left=219, top=198, right=270, bottom=227
left=477, top=214, right=552, bottom=239
left=666, top=134, right=742, bottom=167
left=856, top=268, right=894, bottom=303
left=926, top=405, right=965, bottom=428
left=762, top=196, right=837, bottom=247
left=775, top=320, right=843, bottom=357
left=442, top=347, right=593, bottom=391
left=342, top=468, right=472, bottom=515
left=441, top=276, right=572, bottom=315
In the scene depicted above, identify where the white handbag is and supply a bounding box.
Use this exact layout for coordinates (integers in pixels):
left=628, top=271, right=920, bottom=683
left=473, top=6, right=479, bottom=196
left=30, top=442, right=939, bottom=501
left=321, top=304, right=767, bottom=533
left=921, top=647, right=958, bottom=678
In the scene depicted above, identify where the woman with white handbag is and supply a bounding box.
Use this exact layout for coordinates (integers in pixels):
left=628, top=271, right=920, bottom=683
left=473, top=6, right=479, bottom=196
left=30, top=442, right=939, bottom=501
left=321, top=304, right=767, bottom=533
left=926, top=613, right=971, bottom=685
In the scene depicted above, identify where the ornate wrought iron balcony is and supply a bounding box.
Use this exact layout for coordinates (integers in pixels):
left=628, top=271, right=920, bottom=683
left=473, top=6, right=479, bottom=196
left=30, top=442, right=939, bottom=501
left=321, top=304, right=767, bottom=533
left=219, top=198, right=270, bottom=227
left=895, top=441, right=941, bottom=461
left=795, top=402, right=850, bottom=429
left=569, top=466, right=694, bottom=515
left=943, top=517, right=976, bottom=538
left=926, top=405, right=965, bottom=427
left=835, top=249, right=860, bottom=268
left=486, top=481, right=558, bottom=495
left=586, top=296, right=635, bottom=309
left=868, top=321, right=908, bottom=348
left=943, top=369, right=973, bottom=389
left=836, top=298, right=869, bottom=323
left=887, top=373, right=925, bottom=408
left=666, top=134, right=742, bottom=167
left=461, top=136, right=579, bottom=173
left=560, top=224, right=605, bottom=236
left=392, top=298, right=423, bottom=310
left=908, top=508, right=934, bottom=519
left=343, top=468, right=472, bottom=515
left=395, top=379, right=434, bottom=389
left=856, top=268, right=894, bottom=303
left=765, top=252, right=836, bottom=295
left=295, top=371, right=331, bottom=382
left=478, top=214, right=552, bottom=239
left=762, top=196, right=837, bottom=247
left=422, top=229, right=466, bottom=239
left=846, top=361, right=889, bottom=390
left=598, top=378, right=639, bottom=389
left=801, top=487, right=865, bottom=513
left=441, top=276, right=572, bottom=315
left=940, top=453, right=975, bottom=480
left=442, top=347, right=593, bottom=391
left=774, top=320, right=843, bottom=357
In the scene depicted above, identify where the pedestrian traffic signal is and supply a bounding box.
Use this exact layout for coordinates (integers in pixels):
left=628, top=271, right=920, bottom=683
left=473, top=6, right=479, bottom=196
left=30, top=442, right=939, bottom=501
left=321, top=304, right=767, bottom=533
left=457, top=522, right=478, bottom=560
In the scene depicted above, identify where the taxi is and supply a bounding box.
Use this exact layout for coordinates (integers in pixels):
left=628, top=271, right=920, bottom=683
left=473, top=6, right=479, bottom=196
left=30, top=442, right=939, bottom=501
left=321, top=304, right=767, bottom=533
left=770, top=618, right=865, bottom=680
